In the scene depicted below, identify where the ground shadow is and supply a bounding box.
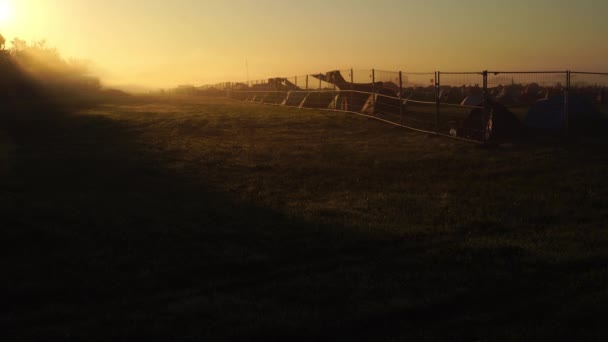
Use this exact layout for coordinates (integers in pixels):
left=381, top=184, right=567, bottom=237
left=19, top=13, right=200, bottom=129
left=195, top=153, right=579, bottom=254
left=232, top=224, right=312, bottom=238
left=2, top=99, right=608, bottom=341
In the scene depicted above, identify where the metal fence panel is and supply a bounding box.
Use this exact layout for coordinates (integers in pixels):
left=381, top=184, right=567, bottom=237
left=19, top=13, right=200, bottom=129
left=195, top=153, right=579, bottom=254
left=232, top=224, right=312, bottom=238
left=487, top=71, right=567, bottom=116
left=570, top=72, right=608, bottom=117
left=349, top=69, right=370, bottom=86
left=435, top=72, right=485, bottom=140
left=223, top=68, right=608, bottom=142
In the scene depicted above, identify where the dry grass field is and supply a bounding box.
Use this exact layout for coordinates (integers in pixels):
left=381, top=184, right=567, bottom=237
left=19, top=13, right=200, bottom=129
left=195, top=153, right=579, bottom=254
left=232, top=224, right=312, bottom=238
left=2, top=96, right=608, bottom=340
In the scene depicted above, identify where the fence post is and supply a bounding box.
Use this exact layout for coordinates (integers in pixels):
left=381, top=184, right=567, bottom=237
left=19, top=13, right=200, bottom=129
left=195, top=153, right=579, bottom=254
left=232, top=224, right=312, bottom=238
left=306, top=75, right=308, bottom=91
left=565, top=70, right=570, bottom=137
left=371, top=68, right=376, bottom=115
left=399, top=71, right=403, bottom=124
left=295, top=75, right=297, bottom=88
left=435, top=71, right=440, bottom=133
left=482, top=70, right=490, bottom=142
left=319, top=72, right=322, bottom=107
left=333, top=72, right=337, bottom=111
left=350, top=68, right=354, bottom=112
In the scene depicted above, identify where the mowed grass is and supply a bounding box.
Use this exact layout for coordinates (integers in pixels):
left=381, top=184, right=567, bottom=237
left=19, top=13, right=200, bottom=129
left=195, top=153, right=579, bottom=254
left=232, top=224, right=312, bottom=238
left=2, top=96, right=608, bottom=341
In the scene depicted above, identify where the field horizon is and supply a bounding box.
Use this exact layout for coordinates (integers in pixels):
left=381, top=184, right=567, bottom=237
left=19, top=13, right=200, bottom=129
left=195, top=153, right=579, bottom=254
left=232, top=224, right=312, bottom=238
left=3, top=0, right=608, bottom=338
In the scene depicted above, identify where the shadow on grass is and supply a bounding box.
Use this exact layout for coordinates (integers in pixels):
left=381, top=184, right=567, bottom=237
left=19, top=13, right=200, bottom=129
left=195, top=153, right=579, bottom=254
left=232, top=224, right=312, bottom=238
left=2, top=100, right=608, bottom=341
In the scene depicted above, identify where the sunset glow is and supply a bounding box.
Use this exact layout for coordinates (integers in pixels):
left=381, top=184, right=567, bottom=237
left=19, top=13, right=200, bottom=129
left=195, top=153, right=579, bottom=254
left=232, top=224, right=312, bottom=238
left=0, top=0, right=14, bottom=25
left=1, top=0, right=607, bottom=89
left=3, top=0, right=608, bottom=339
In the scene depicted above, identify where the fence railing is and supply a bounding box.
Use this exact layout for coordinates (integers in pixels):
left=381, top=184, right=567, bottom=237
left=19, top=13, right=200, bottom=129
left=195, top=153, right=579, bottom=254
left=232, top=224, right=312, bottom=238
left=204, top=69, right=608, bottom=142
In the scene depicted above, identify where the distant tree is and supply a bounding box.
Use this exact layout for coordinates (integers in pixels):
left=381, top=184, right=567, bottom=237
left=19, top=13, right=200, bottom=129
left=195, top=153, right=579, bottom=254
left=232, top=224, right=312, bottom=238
left=1, top=35, right=104, bottom=104
left=10, top=37, right=27, bottom=52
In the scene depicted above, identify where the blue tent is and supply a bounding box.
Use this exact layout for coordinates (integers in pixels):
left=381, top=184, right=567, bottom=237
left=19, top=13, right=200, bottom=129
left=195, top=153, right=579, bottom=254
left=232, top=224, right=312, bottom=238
left=524, top=95, right=598, bottom=131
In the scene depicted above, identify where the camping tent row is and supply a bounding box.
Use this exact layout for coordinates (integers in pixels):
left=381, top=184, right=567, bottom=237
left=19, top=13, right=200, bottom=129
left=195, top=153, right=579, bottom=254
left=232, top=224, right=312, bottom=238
left=230, top=70, right=605, bottom=140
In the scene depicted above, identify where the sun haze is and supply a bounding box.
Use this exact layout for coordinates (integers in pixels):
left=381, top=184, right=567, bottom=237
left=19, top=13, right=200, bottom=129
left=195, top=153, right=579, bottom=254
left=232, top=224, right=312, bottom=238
left=2, top=0, right=607, bottom=89
left=0, top=0, right=14, bottom=25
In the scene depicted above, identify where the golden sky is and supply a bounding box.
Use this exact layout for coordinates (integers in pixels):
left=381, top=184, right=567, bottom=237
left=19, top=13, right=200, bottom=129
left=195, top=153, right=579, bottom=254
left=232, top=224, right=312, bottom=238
left=1, top=0, right=607, bottom=88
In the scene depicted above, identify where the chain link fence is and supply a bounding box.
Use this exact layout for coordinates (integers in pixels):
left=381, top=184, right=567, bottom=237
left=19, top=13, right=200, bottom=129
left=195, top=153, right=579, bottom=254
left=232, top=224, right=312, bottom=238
left=217, top=69, right=608, bottom=142
left=570, top=72, right=608, bottom=117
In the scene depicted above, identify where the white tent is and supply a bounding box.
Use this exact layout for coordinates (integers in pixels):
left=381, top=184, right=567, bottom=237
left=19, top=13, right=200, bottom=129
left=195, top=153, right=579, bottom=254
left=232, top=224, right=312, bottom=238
left=461, top=95, right=483, bottom=107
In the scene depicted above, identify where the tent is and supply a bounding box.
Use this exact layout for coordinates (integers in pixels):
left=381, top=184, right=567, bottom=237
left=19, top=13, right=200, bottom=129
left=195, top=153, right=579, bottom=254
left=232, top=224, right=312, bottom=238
left=598, top=88, right=606, bottom=104
left=359, top=93, right=403, bottom=116
left=282, top=91, right=308, bottom=107
left=523, top=83, right=544, bottom=103
left=495, top=86, right=523, bottom=106
left=458, top=101, right=524, bottom=141
left=328, top=93, right=350, bottom=111
left=461, top=95, right=483, bottom=107
left=524, top=95, right=599, bottom=132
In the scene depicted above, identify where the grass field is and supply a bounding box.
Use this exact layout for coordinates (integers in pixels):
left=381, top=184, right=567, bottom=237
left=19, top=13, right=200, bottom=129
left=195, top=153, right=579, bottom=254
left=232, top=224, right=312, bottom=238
left=2, top=96, right=608, bottom=340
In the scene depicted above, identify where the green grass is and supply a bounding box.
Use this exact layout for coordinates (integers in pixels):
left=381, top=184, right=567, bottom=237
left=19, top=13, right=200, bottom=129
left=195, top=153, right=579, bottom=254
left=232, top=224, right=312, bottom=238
left=2, top=96, right=608, bottom=340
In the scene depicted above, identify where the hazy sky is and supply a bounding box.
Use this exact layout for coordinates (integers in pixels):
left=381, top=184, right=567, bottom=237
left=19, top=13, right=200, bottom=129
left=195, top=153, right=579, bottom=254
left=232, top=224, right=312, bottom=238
left=1, top=0, right=607, bottom=88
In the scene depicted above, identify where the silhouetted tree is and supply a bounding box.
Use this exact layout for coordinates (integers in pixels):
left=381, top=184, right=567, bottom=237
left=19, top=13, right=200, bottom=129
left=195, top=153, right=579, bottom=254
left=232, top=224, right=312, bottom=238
left=10, top=37, right=27, bottom=52
left=0, top=33, right=5, bottom=50
left=0, top=35, right=107, bottom=109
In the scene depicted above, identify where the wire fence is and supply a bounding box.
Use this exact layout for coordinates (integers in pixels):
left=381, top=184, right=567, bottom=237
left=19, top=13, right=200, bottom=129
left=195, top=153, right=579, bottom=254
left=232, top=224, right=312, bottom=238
left=202, top=69, right=608, bottom=142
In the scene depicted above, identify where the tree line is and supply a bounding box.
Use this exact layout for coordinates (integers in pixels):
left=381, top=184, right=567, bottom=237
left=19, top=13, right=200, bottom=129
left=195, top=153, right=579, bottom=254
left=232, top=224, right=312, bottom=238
left=0, top=32, right=121, bottom=111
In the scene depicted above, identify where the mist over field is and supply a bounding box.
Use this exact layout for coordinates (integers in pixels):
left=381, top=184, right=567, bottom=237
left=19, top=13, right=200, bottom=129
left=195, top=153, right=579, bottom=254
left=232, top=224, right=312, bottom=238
left=2, top=1, right=608, bottom=340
